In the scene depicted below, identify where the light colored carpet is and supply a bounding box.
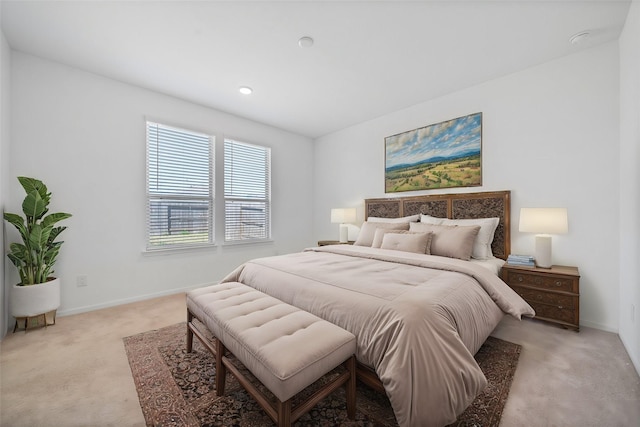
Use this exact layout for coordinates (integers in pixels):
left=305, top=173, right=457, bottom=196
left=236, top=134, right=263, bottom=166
left=1, top=292, right=639, bottom=427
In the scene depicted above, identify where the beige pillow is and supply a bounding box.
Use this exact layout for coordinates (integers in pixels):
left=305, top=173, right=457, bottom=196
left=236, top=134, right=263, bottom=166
left=354, top=221, right=409, bottom=247
left=372, top=230, right=431, bottom=253
left=380, top=232, right=433, bottom=254
left=440, top=217, right=499, bottom=260
left=409, top=223, right=480, bottom=260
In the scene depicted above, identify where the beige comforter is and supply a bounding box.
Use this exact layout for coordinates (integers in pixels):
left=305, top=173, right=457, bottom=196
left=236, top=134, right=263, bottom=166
left=221, top=245, right=534, bottom=427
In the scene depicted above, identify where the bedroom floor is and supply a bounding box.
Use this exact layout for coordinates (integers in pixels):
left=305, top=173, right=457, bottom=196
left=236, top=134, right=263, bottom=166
left=1, top=293, right=639, bottom=427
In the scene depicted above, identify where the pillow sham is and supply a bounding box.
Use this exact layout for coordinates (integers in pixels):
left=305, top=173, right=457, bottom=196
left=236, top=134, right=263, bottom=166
left=368, top=214, right=420, bottom=224
left=419, top=214, right=445, bottom=225
left=353, top=221, right=410, bottom=247
left=409, top=222, right=480, bottom=260
left=441, top=217, right=499, bottom=260
left=372, top=229, right=431, bottom=253
left=380, top=231, right=433, bottom=254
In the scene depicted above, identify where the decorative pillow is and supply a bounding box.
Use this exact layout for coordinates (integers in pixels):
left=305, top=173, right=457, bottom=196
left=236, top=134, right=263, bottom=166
left=409, top=223, right=480, bottom=260
left=440, top=217, right=500, bottom=260
left=419, top=214, right=445, bottom=225
left=354, top=221, right=410, bottom=247
left=380, top=232, right=433, bottom=254
left=368, top=214, right=420, bottom=224
left=372, top=230, right=431, bottom=253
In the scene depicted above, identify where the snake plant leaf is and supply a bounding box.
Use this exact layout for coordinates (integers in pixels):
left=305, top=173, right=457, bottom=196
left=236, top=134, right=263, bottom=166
left=22, top=190, right=47, bottom=221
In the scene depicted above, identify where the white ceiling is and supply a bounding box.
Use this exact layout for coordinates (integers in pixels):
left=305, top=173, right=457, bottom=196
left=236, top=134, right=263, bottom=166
left=0, top=0, right=631, bottom=139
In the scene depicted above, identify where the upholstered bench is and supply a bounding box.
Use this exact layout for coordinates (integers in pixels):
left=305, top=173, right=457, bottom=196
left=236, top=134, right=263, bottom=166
left=186, top=282, right=357, bottom=426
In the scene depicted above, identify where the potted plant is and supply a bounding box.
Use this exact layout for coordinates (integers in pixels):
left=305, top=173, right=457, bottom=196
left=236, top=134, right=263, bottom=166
left=4, top=177, right=72, bottom=331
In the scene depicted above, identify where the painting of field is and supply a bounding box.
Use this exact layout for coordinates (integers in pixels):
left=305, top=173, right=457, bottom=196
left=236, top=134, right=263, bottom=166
left=385, top=113, right=482, bottom=193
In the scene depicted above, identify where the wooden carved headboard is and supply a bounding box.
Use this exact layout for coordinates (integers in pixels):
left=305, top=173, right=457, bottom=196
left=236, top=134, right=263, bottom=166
left=365, top=190, right=511, bottom=259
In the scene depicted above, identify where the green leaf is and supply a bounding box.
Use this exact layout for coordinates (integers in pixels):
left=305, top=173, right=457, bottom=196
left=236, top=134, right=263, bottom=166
left=42, top=212, right=72, bottom=228
left=18, top=177, right=49, bottom=202
left=22, top=190, right=48, bottom=221
left=28, top=224, right=51, bottom=252
left=3, top=212, right=26, bottom=236
left=9, top=242, right=29, bottom=258
left=47, top=226, right=67, bottom=244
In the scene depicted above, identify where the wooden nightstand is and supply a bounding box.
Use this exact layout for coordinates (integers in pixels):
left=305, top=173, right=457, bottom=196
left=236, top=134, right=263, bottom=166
left=501, top=264, right=580, bottom=331
left=317, top=240, right=355, bottom=246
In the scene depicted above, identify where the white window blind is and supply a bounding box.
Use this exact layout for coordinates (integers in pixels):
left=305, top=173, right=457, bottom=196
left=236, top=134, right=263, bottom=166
left=146, top=122, right=214, bottom=249
left=224, top=139, right=271, bottom=242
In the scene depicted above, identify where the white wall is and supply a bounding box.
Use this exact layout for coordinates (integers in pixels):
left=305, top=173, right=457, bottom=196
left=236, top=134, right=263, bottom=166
left=314, top=42, right=621, bottom=332
left=619, top=0, right=640, bottom=374
left=6, top=52, right=314, bottom=326
left=0, top=10, right=11, bottom=339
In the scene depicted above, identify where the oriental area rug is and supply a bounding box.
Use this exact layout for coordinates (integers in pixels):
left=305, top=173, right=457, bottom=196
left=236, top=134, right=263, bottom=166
left=124, top=322, right=521, bottom=427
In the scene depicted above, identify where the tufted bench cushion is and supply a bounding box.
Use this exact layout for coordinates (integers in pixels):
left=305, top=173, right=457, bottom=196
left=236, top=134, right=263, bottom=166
left=186, top=282, right=356, bottom=425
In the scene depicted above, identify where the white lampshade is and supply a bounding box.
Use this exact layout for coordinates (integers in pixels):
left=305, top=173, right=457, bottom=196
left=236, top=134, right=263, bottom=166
left=519, top=208, right=568, bottom=234
left=519, top=208, right=568, bottom=268
left=331, top=208, right=357, bottom=224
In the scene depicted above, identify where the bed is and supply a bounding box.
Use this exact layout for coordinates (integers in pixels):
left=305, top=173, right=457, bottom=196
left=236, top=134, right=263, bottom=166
left=220, top=190, right=534, bottom=427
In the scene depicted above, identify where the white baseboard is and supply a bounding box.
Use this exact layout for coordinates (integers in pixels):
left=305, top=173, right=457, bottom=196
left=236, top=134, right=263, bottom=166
left=579, top=319, right=618, bottom=333
left=56, top=282, right=219, bottom=317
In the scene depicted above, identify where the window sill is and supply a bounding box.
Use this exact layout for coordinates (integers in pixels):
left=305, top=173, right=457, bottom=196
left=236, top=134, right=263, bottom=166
left=222, top=239, right=274, bottom=247
left=142, top=243, right=217, bottom=256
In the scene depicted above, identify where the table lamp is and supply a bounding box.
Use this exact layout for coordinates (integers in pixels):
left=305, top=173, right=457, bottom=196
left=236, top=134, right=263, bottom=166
left=331, top=208, right=356, bottom=243
left=519, top=208, right=568, bottom=268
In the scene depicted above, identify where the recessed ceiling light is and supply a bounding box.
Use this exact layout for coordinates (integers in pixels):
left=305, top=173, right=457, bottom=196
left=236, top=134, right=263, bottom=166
left=569, top=31, right=590, bottom=45
left=298, top=36, right=314, bottom=48
left=238, top=86, right=253, bottom=95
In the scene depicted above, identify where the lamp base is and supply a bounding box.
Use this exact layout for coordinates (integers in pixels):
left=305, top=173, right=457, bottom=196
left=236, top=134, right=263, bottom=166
left=339, top=224, right=349, bottom=243
left=535, top=234, right=552, bottom=268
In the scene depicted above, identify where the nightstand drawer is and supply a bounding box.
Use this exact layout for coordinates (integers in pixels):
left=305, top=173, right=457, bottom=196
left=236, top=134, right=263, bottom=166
left=511, top=286, right=576, bottom=309
left=529, top=301, right=578, bottom=326
left=504, top=271, right=575, bottom=293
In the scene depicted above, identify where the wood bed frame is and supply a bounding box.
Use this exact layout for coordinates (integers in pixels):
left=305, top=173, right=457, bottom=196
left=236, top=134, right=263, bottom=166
left=356, top=190, right=511, bottom=392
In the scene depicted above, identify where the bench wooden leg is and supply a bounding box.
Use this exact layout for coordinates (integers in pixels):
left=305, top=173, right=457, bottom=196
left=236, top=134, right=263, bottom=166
left=277, top=399, right=292, bottom=427
left=346, top=356, right=356, bottom=419
left=186, top=310, right=194, bottom=353
left=215, top=338, right=227, bottom=396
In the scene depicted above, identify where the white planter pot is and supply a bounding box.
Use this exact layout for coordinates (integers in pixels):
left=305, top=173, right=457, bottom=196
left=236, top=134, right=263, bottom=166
left=10, top=278, right=61, bottom=318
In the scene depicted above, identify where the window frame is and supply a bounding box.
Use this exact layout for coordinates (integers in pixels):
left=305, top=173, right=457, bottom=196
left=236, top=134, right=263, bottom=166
left=145, top=120, right=215, bottom=252
left=223, top=138, right=272, bottom=244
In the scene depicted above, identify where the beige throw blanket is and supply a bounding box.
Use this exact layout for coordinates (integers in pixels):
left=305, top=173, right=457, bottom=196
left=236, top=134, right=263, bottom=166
left=221, top=245, right=534, bottom=427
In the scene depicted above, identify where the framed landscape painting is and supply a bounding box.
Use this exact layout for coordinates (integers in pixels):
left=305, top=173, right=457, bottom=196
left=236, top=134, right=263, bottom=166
left=385, top=112, right=482, bottom=193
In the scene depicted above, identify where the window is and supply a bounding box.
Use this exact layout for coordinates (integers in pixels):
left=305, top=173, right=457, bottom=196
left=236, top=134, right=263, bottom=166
left=146, top=122, right=214, bottom=249
left=224, top=139, right=271, bottom=242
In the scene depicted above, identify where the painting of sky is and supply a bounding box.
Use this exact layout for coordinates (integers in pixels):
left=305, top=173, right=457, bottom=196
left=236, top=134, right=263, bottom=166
left=386, top=113, right=482, bottom=170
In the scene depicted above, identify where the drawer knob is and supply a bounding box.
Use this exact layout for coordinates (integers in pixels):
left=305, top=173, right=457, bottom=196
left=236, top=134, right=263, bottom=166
left=517, top=276, right=523, bottom=282
left=555, top=281, right=562, bottom=286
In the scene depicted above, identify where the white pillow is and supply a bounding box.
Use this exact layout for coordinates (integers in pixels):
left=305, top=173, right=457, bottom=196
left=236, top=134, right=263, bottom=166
left=368, top=214, right=420, bottom=223
left=380, top=232, right=433, bottom=254
left=440, top=217, right=499, bottom=260
left=420, top=214, right=445, bottom=225
left=353, top=221, right=410, bottom=247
